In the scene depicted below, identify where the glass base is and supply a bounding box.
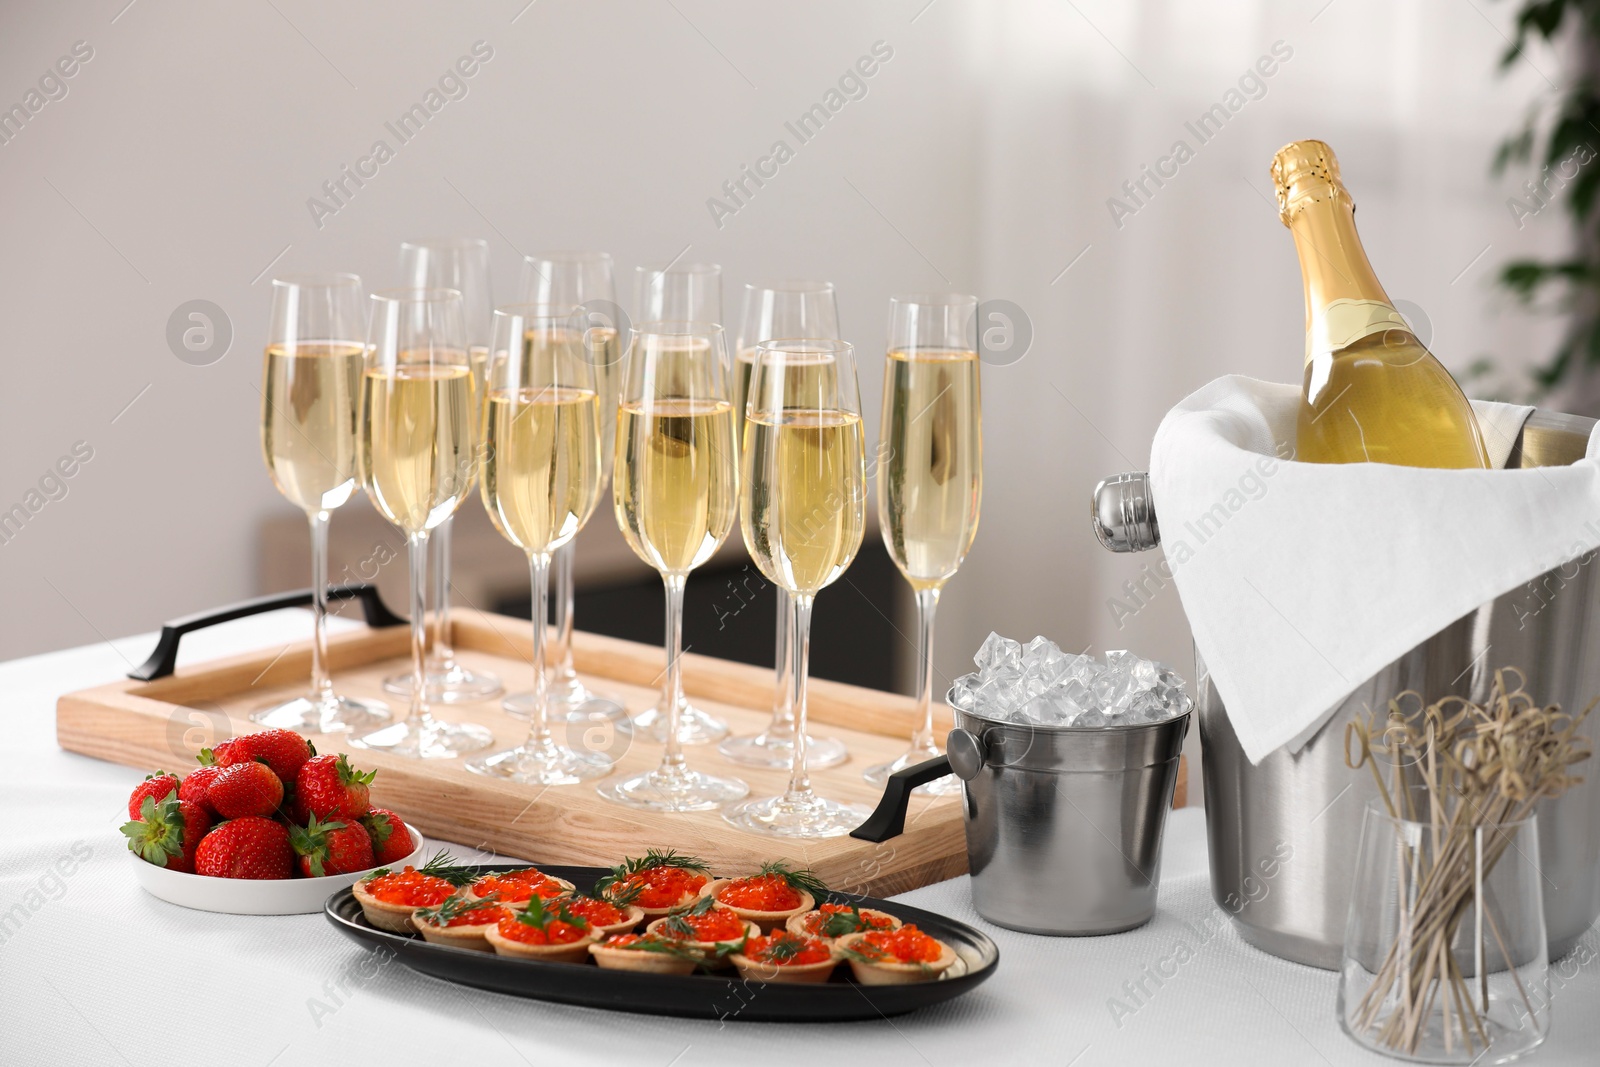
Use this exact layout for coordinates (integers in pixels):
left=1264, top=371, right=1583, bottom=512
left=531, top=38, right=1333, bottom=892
left=464, top=739, right=613, bottom=785
left=503, top=676, right=625, bottom=722
left=719, top=728, right=848, bottom=770
left=864, top=746, right=962, bottom=796
left=250, top=692, right=391, bottom=735
left=382, top=660, right=503, bottom=704
left=349, top=715, right=494, bottom=759
left=596, top=764, right=748, bottom=813
left=633, top=702, right=729, bottom=745
left=723, top=790, right=872, bottom=839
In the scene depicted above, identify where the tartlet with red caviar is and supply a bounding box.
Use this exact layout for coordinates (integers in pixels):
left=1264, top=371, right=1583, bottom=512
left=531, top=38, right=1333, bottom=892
left=787, top=901, right=902, bottom=941
left=412, top=890, right=505, bottom=952
left=645, top=896, right=758, bottom=966
left=729, top=931, right=839, bottom=984
left=352, top=851, right=475, bottom=934
left=468, top=867, right=575, bottom=906
left=484, top=894, right=597, bottom=963
left=595, top=849, right=711, bottom=919
left=588, top=932, right=702, bottom=976
left=560, top=893, right=644, bottom=937
left=836, top=925, right=957, bottom=985
left=699, top=861, right=826, bottom=933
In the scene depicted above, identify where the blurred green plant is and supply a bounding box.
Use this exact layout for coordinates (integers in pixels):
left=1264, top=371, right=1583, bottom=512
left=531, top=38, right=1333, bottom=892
left=1494, top=0, right=1600, bottom=404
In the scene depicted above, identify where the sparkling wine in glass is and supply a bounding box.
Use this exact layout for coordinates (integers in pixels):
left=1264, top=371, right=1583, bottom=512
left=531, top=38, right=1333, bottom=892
left=863, top=295, right=982, bottom=795
left=381, top=238, right=502, bottom=704
left=596, top=323, right=748, bottom=812
left=253, top=274, right=391, bottom=734
left=725, top=340, right=871, bottom=838
left=465, top=306, right=612, bottom=784
left=351, top=289, right=493, bottom=759
left=626, top=262, right=729, bottom=746
left=502, top=251, right=628, bottom=725
left=719, top=281, right=848, bottom=771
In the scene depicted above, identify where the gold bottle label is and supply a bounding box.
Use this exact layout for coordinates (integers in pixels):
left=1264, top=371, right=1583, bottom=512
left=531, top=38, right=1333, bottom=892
left=1306, top=298, right=1408, bottom=365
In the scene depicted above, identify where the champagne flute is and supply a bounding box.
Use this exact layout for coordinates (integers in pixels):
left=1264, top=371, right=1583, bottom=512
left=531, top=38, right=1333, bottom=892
left=597, top=323, right=749, bottom=812
left=381, top=238, right=503, bottom=704
left=352, top=289, right=494, bottom=759
left=465, top=305, right=612, bottom=784
left=863, top=295, right=982, bottom=795
left=504, top=251, right=627, bottom=724
left=725, top=339, right=871, bottom=838
left=632, top=261, right=722, bottom=324
left=719, top=281, right=848, bottom=770
left=253, top=274, right=391, bottom=734
left=627, top=262, right=729, bottom=745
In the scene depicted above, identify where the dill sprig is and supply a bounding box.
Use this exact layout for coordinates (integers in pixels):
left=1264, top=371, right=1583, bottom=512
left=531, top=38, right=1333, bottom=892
left=595, top=848, right=710, bottom=899
left=414, top=889, right=500, bottom=926
left=363, top=848, right=477, bottom=887
left=662, top=894, right=720, bottom=939
left=756, top=859, right=829, bottom=902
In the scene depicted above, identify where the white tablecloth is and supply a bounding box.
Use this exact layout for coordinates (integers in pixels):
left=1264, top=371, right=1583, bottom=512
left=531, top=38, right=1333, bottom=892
left=4, top=612, right=1596, bottom=1065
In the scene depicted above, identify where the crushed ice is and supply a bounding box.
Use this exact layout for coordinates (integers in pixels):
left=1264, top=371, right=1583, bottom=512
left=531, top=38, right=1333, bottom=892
left=948, top=632, right=1191, bottom=727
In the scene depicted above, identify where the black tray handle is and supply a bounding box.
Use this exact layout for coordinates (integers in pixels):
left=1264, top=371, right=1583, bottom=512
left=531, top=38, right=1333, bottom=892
left=129, top=583, right=405, bottom=682
left=848, top=755, right=954, bottom=843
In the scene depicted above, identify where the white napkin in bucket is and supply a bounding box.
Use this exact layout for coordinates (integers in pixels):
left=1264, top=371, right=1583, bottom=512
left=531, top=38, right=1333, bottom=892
left=1148, top=375, right=1600, bottom=764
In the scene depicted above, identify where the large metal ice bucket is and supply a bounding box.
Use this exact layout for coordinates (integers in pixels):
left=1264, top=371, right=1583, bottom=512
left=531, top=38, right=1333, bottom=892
left=1093, top=409, right=1600, bottom=968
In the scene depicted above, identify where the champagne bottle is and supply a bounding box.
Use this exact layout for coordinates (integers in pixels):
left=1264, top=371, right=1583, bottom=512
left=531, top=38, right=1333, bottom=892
left=1272, top=140, right=1489, bottom=468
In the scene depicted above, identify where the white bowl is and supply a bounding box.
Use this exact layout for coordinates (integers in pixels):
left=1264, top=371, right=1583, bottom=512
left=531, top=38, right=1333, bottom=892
left=128, top=829, right=424, bottom=915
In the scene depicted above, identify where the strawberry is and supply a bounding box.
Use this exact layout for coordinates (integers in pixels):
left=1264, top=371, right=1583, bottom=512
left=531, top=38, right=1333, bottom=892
left=361, top=808, right=415, bottom=866
left=121, top=796, right=211, bottom=873
left=127, top=771, right=180, bottom=820
left=220, top=728, right=315, bottom=782
left=180, top=764, right=224, bottom=818
left=290, top=814, right=376, bottom=877
left=296, top=754, right=375, bottom=820
left=194, top=817, right=293, bottom=879
left=208, top=761, right=284, bottom=819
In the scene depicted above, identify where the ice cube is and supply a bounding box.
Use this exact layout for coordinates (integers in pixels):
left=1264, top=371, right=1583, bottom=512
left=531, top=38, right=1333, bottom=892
left=975, top=632, right=1023, bottom=676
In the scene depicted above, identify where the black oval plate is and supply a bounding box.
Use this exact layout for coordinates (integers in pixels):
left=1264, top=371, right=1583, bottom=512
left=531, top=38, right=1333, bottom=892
left=324, top=863, right=999, bottom=1022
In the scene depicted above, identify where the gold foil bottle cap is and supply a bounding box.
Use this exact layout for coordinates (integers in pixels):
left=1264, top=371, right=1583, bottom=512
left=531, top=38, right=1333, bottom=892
left=1271, top=139, right=1351, bottom=226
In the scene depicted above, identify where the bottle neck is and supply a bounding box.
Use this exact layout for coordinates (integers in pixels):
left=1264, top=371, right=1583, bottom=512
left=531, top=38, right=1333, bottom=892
left=1286, top=188, right=1405, bottom=367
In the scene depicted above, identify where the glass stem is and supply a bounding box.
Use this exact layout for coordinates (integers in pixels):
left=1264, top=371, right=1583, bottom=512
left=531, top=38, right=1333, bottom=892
left=661, top=573, right=688, bottom=774
left=406, top=529, right=430, bottom=726
left=526, top=552, right=553, bottom=750
left=910, top=586, right=942, bottom=752
left=771, top=587, right=794, bottom=731
left=430, top=515, right=455, bottom=670
left=784, top=592, right=816, bottom=800
left=308, top=509, right=334, bottom=702
left=551, top=541, right=577, bottom=680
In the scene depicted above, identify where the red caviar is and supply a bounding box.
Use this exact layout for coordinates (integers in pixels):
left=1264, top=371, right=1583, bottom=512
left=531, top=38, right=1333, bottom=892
left=611, top=867, right=707, bottom=910
left=473, top=873, right=565, bottom=904
left=799, top=903, right=897, bottom=937
left=564, top=896, right=627, bottom=926
left=496, top=912, right=587, bottom=945
left=665, top=906, right=748, bottom=943
left=715, top=874, right=802, bottom=912
left=742, top=932, right=831, bottom=966
left=363, top=867, right=455, bottom=908
left=426, top=904, right=503, bottom=928
left=855, top=924, right=943, bottom=964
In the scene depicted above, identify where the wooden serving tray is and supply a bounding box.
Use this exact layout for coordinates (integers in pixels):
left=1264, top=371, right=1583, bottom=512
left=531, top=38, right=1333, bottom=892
left=58, top=605, right=978, bottom=896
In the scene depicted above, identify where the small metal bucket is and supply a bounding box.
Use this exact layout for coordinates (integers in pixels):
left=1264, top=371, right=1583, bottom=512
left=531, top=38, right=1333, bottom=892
left=945, top=699, right=1189, bottom=935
